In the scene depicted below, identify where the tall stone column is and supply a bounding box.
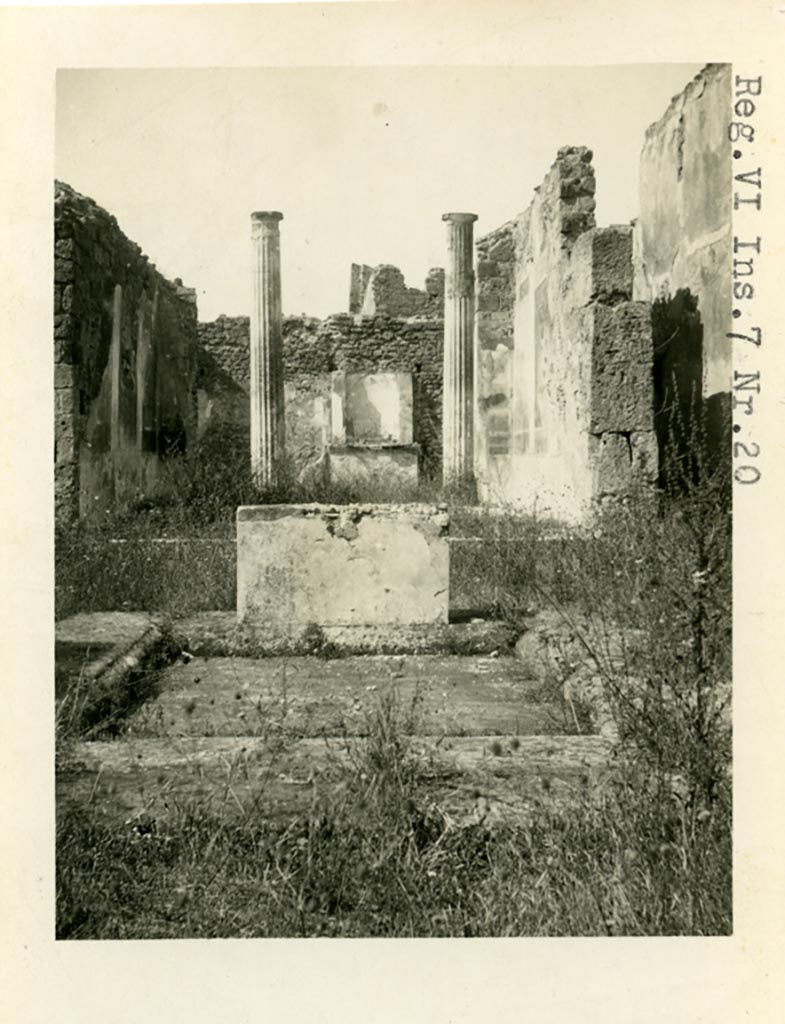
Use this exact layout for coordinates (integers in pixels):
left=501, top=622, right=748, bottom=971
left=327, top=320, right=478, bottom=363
left=441, top=212, right=478, bottom=488
left=250, top=211, right=285, bottom=488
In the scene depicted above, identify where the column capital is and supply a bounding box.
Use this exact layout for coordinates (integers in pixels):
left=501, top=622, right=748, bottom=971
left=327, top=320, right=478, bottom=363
left=251, top=211, right=284, bottom=223
left=442, top=212, right=478, bottom=224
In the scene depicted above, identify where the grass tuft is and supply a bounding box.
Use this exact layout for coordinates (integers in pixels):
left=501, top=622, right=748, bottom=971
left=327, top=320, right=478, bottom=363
left=56, top=415, right=731, bottom=937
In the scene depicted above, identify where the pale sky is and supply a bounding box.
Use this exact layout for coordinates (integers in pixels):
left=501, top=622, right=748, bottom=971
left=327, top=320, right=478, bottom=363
left=56, top=64, right=703, bottom=321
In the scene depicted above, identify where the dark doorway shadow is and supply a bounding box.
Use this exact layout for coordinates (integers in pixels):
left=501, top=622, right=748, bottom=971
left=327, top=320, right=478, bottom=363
left=652, top=289, right=705, bottom=492
left=652, top=288, right=730, bottom=500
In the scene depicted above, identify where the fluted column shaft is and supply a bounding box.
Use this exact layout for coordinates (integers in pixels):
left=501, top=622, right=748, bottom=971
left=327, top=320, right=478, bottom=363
left=442, top=212, right=478, bottom=487
left=250, top=211, right=285, bottom=488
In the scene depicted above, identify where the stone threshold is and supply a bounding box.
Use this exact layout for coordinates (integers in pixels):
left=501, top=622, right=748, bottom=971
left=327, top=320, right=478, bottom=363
left=178, top=611, right=514, bottom=658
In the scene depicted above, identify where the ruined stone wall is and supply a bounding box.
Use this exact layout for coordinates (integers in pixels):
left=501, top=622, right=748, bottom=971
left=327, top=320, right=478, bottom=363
left=353, top=264, right=445, bottom=318
left=54, top=181, right=199, bottom=522
left=348, top=264, right=374, bottom=314
left=476, top=148, right=656, bottom=521
left=633, top=63, right=732, bottom=472
left=197, top=312, right=444, bottom=476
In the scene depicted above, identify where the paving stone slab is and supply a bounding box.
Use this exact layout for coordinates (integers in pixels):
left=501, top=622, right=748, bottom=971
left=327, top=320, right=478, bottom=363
left=57, top=734, right=613, bottom=826
left=122, top=654, right=570, bottom=739
left=56, top=611, right=162, bottom=646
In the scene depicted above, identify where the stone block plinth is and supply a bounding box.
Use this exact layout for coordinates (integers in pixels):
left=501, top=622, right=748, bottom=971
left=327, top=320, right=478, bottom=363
left=237, top=504, right=449, bottom=630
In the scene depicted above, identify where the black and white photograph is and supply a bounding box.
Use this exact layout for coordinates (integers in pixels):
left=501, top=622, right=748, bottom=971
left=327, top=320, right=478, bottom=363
left=2, top=0, right=783, bottom=1020
left=54, top=61, right=733, bottom=939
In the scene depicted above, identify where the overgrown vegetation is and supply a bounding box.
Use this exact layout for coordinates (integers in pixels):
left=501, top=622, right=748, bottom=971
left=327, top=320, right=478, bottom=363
left=56, top=415, right=732, bottom=937
left=57, top=684, right=730, bottom=938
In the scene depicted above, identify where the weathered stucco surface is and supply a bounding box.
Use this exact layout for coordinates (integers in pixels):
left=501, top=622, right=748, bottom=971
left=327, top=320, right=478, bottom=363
left=330, top=370, right=413, bottom=447
left=633, top=63, right=731, bottom=407
left=475, top=149, right=655, bottom=521
left=474, top=219, right=516, bottom=492
left=55, top=181, right=199, bottom=523
left=237, top=504, right=449, bottom=628
left=474, top=66, right=730, bottom=516
left=328, top=370, right=419, bottom=485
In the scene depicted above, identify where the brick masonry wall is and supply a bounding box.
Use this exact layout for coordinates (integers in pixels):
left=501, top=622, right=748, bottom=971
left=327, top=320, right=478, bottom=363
left=197, top=312, right=445, bottom=476
left=54, top=181, right=199, bottom=523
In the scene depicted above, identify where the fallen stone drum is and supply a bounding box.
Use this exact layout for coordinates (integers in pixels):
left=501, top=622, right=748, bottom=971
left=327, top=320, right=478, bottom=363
left=237, top=503, right=450, bottom=629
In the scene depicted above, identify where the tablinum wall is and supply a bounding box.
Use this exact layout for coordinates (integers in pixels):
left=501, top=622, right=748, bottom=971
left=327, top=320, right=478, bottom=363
left=197, top=312, right=444, bottom=478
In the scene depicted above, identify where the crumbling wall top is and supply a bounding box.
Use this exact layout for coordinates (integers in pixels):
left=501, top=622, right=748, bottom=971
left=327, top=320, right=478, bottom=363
left=348, top=262, right=444, bottom=317
left=55, top=180, right=196, bottom=301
